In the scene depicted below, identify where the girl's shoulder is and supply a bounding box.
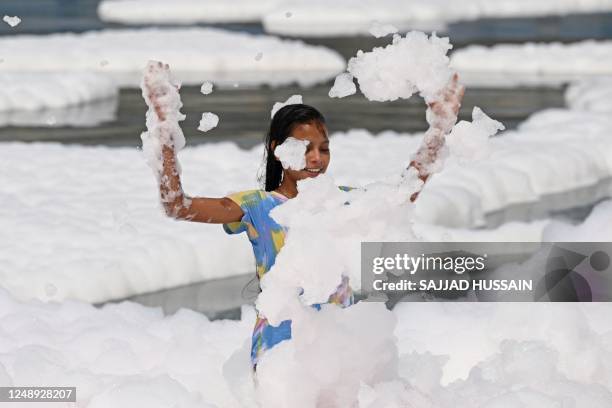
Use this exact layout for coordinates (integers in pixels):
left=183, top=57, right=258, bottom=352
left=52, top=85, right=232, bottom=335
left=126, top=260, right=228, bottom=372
left=225, top=189, right=283, bottom=208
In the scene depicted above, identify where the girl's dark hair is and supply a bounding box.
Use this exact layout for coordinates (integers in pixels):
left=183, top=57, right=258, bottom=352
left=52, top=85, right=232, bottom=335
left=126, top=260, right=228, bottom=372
left=260, top=104, right=326, bottom=191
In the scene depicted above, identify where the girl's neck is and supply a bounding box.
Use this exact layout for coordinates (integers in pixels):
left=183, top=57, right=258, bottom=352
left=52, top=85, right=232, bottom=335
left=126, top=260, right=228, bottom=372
left=276, top=180, right=298, bottom=199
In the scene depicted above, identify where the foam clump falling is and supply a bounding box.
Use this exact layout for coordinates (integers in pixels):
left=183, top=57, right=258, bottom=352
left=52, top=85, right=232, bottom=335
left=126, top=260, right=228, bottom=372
left=200, top=81, right=213, bottom=95
left=197, top=112, right=219, bottom=132
left=274, top=137, right=309, bottom=170
left=347, top=31, right=453, bottom=103
left=3, top=15, right=21, bottom=27
left=328, top=73, right=357, bottom=98
left=271, top=94, right=303, bottom=117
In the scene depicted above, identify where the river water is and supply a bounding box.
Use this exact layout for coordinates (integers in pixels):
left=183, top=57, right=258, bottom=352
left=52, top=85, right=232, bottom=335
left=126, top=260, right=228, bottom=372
left=3, top=2, right=612, bottom=316
left=2, top=2, right=612, bottom=147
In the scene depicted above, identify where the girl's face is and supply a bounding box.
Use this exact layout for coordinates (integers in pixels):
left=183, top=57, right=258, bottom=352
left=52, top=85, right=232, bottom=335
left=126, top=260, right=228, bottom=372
left=283, top=121, right=330, bottom=182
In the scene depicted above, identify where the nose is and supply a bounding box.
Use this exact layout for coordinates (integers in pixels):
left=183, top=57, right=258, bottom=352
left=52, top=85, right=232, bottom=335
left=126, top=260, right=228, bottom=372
left=307, top=149, right=322, bottom=166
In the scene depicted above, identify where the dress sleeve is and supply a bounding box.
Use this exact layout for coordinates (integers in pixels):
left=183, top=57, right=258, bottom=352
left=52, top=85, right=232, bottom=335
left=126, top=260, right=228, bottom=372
left=222, top=190, right=260, bottom=236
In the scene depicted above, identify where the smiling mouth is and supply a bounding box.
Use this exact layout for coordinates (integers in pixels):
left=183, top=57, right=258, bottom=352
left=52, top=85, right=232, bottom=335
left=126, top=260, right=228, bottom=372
left=304, top=168, right=322, bottom=174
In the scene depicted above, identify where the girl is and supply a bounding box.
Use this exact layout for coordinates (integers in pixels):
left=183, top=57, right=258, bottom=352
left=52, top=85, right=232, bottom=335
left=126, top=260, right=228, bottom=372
left=148, top=66, right=464, bottom=370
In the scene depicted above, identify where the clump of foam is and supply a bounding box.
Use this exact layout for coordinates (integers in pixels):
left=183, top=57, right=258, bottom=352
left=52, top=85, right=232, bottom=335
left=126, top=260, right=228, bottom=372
left=271, top=94, right=303, bottom=118
left=199, top=81, right=213, bottom=95
left=446, top=107, right=505, bottom=162
left=328, top=73, right=357, bottom=98
left=197, top=112, right=219, bottom=132
left=369, top=21, right=398, bottom=38
left=2, top=15, right=21, bottom=27
left=274, top=137, right=309, bottom=170
left=347, top=31, right=453, bottom=102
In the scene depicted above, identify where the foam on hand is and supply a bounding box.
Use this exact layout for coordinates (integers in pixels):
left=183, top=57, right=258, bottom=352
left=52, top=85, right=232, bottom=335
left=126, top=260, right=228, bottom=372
left=140, top=61, right=186, bottom=178
left=274, top=137, right=309, bottom=170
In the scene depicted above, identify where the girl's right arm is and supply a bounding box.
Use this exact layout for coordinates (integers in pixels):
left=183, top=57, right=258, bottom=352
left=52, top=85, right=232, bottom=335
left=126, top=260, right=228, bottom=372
left=159, top=143, right=244, bottom=224
left=142, top=61, right=243, bottom=224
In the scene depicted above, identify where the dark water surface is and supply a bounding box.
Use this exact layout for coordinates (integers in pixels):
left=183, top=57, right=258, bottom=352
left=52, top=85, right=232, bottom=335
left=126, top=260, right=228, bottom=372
left=0, top=84, right=565, bottom=147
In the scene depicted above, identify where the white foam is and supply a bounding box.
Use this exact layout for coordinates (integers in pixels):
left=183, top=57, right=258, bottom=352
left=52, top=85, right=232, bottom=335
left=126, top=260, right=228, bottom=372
left=140, top=61, right=186, bottom=178
left=197, top=112, right=220, bottom=133
left=2, top=72, right=612, bottom=302
left=274, top=137, right=309, bottom=170
left=200, top=81, right=213, bottom=95
left=0, top=28, right=345, bottom=88
left=0, top=72, right=119, bottom=126
left=347, top=32, right=453, bottom=102
left=270, top=94, right=302, bottom=118
left=328, top=73, right=356, bottom=99
left=566, top=77, right=612, bottom=113
left=446, top=107, right=505, bottom=163
left=262, top=0, right=612, bottom=37
left=2, top=15, right=21, bottom=27
left=3, top=282, right=612, bottom=406
left=99, top=0, right=612, bottom=37
left=368, top=21, right=398, bottom=38
left=98, top=0, right=285, bottom=24
left=451, top=40, right=612, bottom=87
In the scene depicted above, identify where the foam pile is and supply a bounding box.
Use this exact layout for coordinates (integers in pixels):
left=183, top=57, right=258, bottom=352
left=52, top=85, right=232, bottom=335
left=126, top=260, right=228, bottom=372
left=451, top=40, right=612, bottom=87
left=98, top=0, right=612, bottom=37
left=274, top=137, right=309, bottom=170
left=262, top=0, right=612, bottom=37
left=98, top=0, right=285, bottom=24
left=0, top=72, right=118, bottom=127
left=2, top=284, right=612, bottom=406
left=0, top=28, right=345, bottom=88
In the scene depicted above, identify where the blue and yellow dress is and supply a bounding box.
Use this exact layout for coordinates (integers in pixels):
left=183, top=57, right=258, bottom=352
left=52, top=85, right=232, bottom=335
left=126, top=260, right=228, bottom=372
left=223, top=189, right=353, bottom=367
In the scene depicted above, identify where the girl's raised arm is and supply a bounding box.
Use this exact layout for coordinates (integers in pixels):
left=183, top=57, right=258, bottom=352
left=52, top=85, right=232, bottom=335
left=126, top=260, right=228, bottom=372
left=142, top=61, right=243, bottom=224
left=407, top=73, right=465, bottom=202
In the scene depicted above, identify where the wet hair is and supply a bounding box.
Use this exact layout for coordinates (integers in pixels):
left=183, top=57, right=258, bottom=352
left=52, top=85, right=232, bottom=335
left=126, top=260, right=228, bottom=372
left=260, top=104, right=326, bottom=191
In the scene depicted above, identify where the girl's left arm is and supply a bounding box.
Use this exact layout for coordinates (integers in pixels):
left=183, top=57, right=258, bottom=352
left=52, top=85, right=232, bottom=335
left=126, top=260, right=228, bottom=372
left=406, top=73, right=465, bottom=202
